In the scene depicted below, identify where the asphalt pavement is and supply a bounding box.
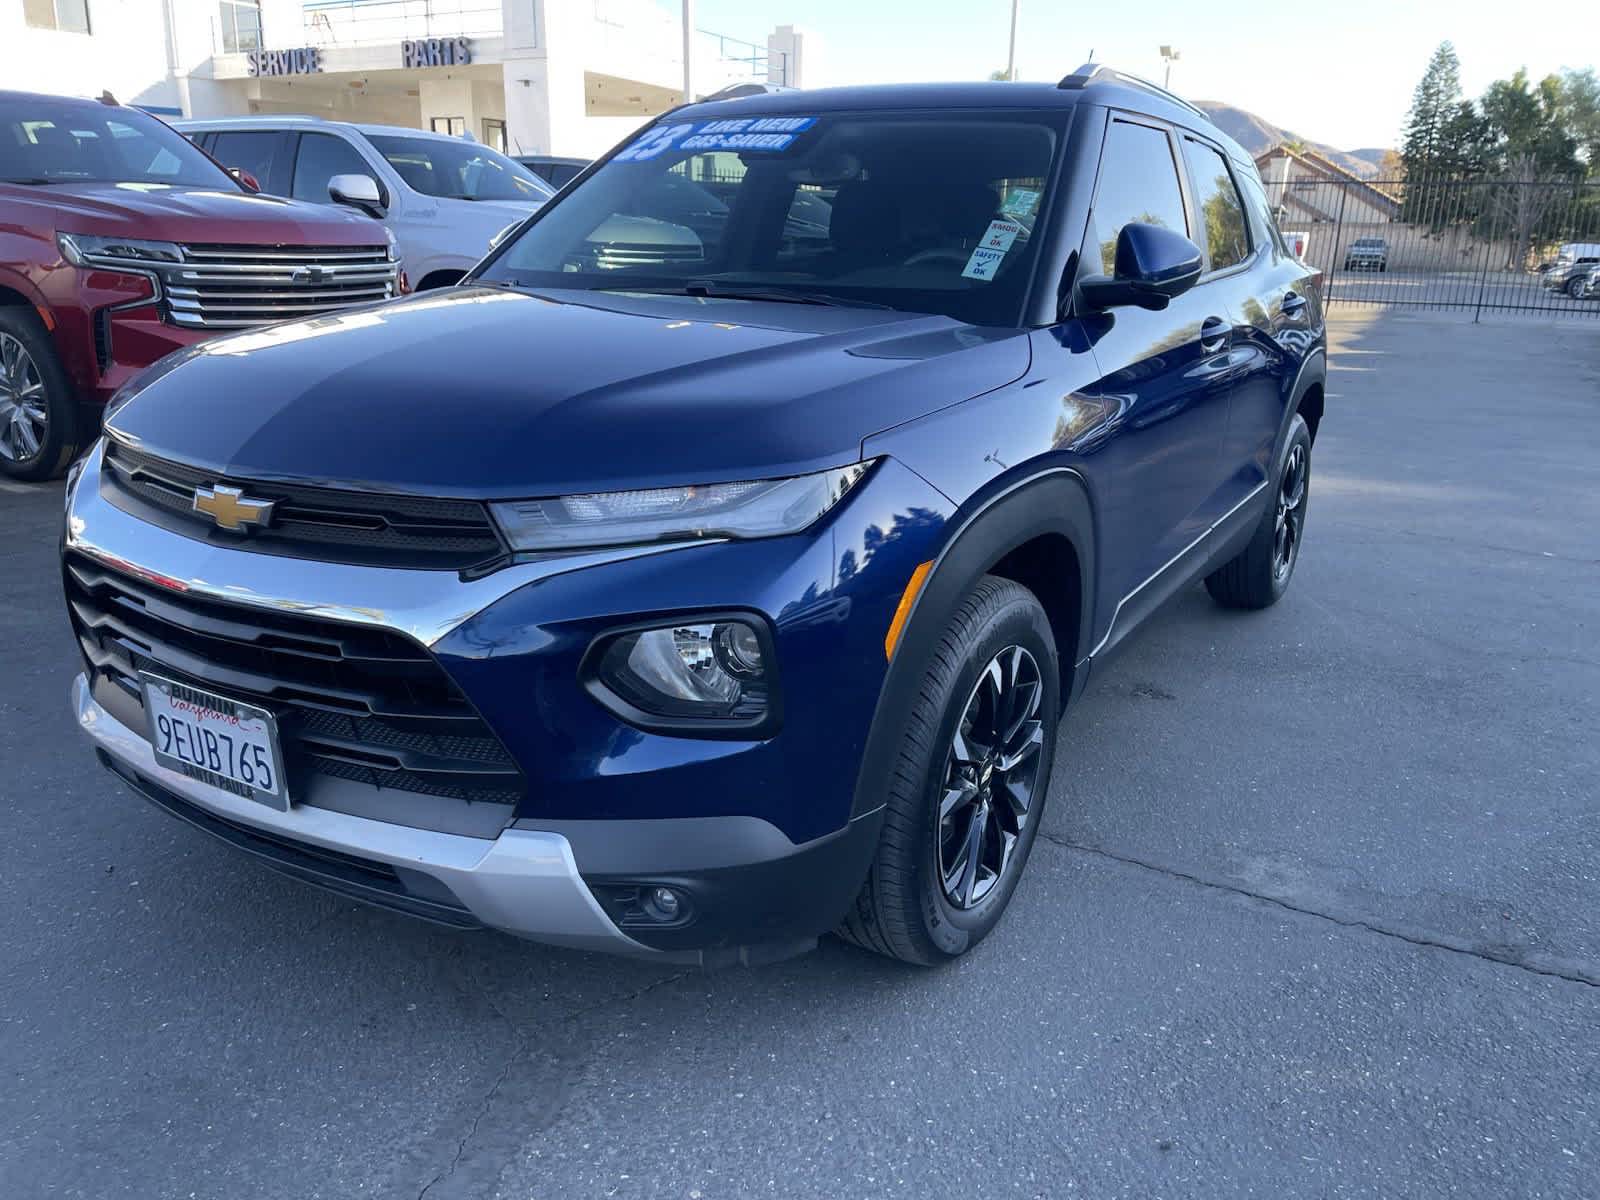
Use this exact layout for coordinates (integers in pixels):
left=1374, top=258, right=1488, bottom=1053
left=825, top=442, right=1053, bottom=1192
left=2, top=311, right=1597, bottom=1198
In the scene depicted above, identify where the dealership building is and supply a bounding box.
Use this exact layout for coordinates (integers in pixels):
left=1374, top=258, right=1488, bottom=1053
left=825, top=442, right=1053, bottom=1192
left=3, top=0, right=814, bottom=158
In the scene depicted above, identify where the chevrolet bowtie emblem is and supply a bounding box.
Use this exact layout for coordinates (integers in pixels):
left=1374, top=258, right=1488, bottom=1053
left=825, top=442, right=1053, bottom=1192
left=193, top=483, right=276, bottom=531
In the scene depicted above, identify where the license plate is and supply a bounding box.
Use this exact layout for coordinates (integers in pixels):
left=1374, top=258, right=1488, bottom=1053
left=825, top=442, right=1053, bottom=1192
left=139, top=672, right=289, bottom=811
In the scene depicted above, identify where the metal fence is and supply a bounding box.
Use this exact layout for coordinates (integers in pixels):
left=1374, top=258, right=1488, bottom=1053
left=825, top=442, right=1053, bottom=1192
left=1271, top=175, right=1600, bottom=318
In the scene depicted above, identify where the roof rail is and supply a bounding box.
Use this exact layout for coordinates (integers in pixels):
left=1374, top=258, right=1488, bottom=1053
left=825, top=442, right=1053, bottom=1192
left=1057, top=62, right=1206, bottom=120
left=701, top=81, right=794, bottom=101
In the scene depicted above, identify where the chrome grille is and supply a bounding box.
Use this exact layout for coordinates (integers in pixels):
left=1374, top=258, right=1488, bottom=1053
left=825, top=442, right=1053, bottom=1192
left=162, top=244, right=398, bottom=329
left=65, top=553, right=525, bottom=808
left=594, top=244, right=705, bottom=270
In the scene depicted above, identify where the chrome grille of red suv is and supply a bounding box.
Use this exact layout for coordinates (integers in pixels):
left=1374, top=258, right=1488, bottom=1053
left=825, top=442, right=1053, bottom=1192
left=162, top=244, right=397, bottom=329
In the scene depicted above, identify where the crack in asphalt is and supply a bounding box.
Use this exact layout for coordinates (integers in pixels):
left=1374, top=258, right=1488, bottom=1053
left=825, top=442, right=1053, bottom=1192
left=1038, top=831, right=1600, bottom=990
left=414, top=969, right=694, bottom=1199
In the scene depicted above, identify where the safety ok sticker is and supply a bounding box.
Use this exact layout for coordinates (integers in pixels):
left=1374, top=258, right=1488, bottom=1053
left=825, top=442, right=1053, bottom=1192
left=962, top=219, right=1024, bottom=281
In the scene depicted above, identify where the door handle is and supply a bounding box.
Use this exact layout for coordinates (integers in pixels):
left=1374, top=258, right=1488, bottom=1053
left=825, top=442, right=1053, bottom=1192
left=1200, top=316, right=1230, bottom=354
left=1281, top=291, right=1307, bottom=315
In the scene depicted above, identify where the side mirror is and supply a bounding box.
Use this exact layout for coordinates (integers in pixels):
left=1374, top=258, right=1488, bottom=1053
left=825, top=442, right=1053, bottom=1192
left=329, top=173, right=385, bottom=218
left=228, top=167, right=261, bottom=193
left=1078, top=223, right=1203, bottom=313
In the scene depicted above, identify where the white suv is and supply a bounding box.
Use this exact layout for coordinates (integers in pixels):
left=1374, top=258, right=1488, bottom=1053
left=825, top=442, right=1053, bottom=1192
left=175, top=117, right=553, bottom=290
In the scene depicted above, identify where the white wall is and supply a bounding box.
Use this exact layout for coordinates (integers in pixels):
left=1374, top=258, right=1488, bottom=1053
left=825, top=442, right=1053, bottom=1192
left=1, top=0, right=183, bottom=111
left=0, top=0, right=306, bottom=115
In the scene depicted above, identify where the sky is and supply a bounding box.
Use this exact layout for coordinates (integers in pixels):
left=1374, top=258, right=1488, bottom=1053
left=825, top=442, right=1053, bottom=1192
left=681, top=0, right=1598, bottom=151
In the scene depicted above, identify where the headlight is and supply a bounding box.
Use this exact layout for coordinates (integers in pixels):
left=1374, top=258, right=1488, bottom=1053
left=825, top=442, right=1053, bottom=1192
left=584, top=616, right=779, bottom=734
left=490, top=462, right=870, bottom=552
left=57, top=232, right=183, bottom=267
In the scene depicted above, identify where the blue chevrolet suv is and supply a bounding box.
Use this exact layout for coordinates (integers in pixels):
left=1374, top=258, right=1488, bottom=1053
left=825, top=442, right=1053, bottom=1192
left=64, top=66, right=1326, bottom=966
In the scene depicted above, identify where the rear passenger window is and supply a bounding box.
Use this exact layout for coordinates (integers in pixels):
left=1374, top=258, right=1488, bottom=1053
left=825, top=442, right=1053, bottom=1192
left=1182, top=138, right=1250, bottom=271
left=209, top=131, right=280, bottom=191
left=1087, top=120, right=1188, bottom=276
left=1236, top=169, right=1288, bottom=256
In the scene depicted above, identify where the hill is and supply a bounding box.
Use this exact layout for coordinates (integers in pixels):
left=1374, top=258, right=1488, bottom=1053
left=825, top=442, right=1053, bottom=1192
left=1193, top=101, right=1391, bottom=179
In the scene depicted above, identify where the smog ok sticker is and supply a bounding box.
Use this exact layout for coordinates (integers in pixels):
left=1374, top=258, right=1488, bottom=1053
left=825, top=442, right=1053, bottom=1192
left=977, top=219, right=1022, bottom=252
left=961, top=220, right=1025, bottom=281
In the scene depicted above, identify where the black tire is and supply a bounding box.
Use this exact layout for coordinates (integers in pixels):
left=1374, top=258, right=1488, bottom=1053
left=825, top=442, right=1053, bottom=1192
left=0, top=305, right=81, bottom=481
left=1206, top=412, right=1311, bottom=610
left=838, top=575, right=1060, bottom=965
left=1567, top=275, right=1587, bottom=300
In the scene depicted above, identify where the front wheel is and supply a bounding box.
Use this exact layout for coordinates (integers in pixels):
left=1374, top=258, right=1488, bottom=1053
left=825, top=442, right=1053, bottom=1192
left=839, top=576, right=1059, bottom=965
left=1567, top=275, right=1588, bottom=300
left=0, top=307, right=81, bottom=481
left=1206, top=412, right=1311, bottom=610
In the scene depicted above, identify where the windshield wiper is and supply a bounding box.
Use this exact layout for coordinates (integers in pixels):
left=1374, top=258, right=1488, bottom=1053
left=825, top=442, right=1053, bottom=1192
left=0, top=177, right=60, bottom=185
left=626, top=281, right=895, bottom=309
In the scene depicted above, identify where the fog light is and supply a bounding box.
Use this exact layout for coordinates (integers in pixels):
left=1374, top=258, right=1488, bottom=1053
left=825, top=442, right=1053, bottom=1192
left=644, top=887, right=682, bottom=922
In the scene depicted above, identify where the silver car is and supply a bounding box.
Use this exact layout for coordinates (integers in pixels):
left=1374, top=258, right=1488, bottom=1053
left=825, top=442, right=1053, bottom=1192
left=176, top=117, right=553, bottom=291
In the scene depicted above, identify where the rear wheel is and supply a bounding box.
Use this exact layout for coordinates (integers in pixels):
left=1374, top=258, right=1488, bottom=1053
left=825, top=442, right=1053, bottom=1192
left=0, top=307, right=80, bottom=481
left=1206, top=412, right=1311, bottom=610
left=839, top=576, right=1059, bottom=965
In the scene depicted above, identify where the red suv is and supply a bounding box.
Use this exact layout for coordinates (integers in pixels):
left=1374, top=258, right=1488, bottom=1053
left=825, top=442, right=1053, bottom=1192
left=0, top=91, right=400, bottom=480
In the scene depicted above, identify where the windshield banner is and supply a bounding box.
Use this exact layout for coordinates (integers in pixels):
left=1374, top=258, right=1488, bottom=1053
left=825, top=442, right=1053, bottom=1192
left=615, top=117, right=818, bottom=163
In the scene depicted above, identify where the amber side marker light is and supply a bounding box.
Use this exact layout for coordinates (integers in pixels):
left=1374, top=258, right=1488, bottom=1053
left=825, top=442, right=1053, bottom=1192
left=884, top=560, right=935, bottom=662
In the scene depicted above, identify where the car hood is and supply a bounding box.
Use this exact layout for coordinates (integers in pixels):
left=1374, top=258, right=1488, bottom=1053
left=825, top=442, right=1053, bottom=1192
left=106, top=286, right=1030, bottom=499
left=10, top=181, right=385, bottom=245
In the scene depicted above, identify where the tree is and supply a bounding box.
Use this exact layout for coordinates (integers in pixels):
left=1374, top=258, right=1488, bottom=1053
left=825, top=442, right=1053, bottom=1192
left=1478, top=69, right=1584, bottom=267
left=1401, top=42, right=1465, bottom=175
left=1556, top=67, right=1600, bottom=172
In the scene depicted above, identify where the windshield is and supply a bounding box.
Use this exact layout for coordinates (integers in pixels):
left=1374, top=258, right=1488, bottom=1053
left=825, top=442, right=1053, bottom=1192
left=0, top=99, right=235, bottom=188
left=477, top=110, right=1065, bottom=325
left=367, top=134, right=552, bottom=202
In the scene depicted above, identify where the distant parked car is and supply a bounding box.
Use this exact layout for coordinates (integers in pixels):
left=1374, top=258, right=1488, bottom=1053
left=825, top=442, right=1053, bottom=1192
left=1343, top=236, right=1388, bottom=272
left=516, top=155, right=589, bottom=190
left=1541, top=243, right=1600, bottom=298
left=0, top=90, right=398, bottom=480
left=176, top=118, right=554, bottom=290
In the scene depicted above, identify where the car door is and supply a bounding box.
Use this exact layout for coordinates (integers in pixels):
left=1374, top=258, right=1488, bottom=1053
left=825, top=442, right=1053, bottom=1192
left=1175, top=134, right=1302, bottom=509
left=1060, top=114, right=1239, bottom=630
left=289, top=131, right=388, bottom=211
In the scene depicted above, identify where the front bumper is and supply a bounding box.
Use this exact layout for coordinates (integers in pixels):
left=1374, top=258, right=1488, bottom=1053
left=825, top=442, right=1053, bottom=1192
left=75, top=673, right=649, bottom=955
left=64, top=440, right=945, bottom=958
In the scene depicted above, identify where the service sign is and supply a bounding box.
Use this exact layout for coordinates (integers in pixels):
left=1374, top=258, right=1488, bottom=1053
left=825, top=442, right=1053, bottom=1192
left=247, top=47, right=324, bottom=77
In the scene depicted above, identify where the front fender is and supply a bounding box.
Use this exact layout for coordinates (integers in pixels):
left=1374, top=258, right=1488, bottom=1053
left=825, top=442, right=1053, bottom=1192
left=848, top=468, right=1095, bottom=819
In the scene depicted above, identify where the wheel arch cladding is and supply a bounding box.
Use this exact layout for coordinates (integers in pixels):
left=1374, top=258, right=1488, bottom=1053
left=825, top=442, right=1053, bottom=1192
left=1297, top=380, right=1325, bottom=445
left=850, top=469, right=1094, bottom=819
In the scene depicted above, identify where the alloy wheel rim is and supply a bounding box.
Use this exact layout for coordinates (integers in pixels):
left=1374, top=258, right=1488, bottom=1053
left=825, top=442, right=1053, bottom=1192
left=936, top=644, right=1045, bottom=910
left=1274, top=443, right=1307, bottom=581
left=0, top=333, right=48, bottom=465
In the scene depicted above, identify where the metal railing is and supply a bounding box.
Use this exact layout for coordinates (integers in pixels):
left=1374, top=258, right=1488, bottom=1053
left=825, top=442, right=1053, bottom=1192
left=1273, top=175, right=1600, bottom=319
left=303, top=0, right=502, bottom=47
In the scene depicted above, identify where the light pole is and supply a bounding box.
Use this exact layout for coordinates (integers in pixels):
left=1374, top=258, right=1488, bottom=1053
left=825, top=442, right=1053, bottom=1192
left=1160, top=44, right=1180, bottom=89
left=682, top=0, right=695, bottom=103
left=1005, top=0, right=1019, bottom=81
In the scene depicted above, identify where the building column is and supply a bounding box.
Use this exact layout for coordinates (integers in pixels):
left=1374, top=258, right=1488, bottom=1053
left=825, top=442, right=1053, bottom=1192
left=499, top=0, right=588, bottom=157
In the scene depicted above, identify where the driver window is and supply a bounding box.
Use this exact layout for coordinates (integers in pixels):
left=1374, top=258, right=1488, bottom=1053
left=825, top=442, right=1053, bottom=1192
left=1087, top=120, right=1189, bottom=276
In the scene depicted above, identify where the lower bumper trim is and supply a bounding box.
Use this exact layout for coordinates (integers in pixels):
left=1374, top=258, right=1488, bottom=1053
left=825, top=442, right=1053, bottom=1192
left=73, top=673, right=651, bottom=957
